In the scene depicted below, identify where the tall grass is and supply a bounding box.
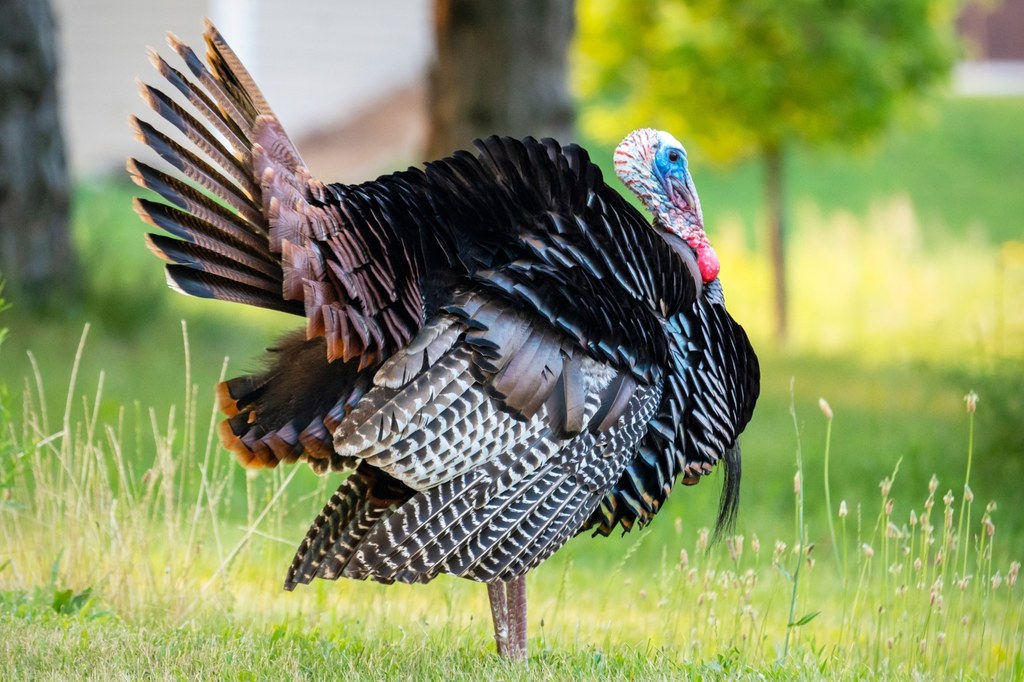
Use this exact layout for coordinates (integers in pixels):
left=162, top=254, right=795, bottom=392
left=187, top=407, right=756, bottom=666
left=0, top=323, right=320, bottom=621
left=1, top=321, right=1020, bottom=678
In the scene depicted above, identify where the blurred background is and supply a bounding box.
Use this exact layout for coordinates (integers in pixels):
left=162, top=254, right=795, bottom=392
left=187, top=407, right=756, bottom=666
left=1, top=0, right=1022, bottom=557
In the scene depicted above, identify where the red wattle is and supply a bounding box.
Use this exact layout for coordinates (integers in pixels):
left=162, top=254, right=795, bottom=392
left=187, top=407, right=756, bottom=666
left=696, top=243, right=720, bottom=283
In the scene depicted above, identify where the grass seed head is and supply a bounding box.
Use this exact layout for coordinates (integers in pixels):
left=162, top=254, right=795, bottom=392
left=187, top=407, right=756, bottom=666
left=1008, top=561, right=1020, bottom=586
left=727, top=535, right=743, bottom=562
left=818, top=397, right=833, bottom=419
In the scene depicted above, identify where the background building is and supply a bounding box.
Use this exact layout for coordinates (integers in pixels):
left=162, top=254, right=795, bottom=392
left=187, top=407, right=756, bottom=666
left=54, top=0, right=432, bottom=179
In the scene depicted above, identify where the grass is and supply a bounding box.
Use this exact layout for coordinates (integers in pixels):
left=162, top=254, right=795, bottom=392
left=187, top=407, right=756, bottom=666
left=0, top=333, right=1020, bottom=678
left=1, top=94, right=1023, bottom=677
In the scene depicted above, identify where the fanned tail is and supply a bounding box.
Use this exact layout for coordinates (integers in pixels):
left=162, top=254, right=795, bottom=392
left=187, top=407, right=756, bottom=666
left=131, top=21, right=378, bottom=470
left=128, top=19, right=305, bottom=316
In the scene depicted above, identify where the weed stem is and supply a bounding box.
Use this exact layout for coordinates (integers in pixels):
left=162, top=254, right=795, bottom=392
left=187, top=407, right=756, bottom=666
left=821, top=398, right=839, bottom=570
left=784, top=379, right=805, bottom=660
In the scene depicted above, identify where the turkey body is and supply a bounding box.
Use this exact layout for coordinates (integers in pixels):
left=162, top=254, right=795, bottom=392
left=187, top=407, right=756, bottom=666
left=130, top=21, right=759, bottom=658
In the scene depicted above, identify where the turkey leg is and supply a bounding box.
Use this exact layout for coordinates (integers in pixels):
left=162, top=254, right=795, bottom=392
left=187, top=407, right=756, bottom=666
left=487, top=576, right=527, bottom=660
left=507, top=574, right=528, bottom=658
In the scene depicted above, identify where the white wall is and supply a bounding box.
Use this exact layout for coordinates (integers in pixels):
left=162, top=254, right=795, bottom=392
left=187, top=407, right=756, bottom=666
left=53, top=0, right=433, bottom=177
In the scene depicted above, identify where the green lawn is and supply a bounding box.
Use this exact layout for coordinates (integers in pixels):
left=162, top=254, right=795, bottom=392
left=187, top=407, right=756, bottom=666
left=2, top=95, right=1023, bottom=678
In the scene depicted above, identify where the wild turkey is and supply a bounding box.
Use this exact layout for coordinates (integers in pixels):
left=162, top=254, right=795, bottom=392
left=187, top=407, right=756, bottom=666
left=129, top=20, right=759, bottom=659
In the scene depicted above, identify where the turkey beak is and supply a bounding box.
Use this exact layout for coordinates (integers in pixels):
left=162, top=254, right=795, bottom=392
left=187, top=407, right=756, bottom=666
left=668, top=175, right=702, bottom=229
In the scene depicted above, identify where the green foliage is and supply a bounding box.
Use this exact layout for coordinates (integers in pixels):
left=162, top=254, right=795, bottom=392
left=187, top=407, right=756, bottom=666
left=0, top=554, right=107, bottom=622
left=72, top=182, right=169, bottom=334
left=577, top=0, right=962, bottom=338
left=682, top=97, right=1024, bottom=246
left=576, top=0, right=960, bottom=162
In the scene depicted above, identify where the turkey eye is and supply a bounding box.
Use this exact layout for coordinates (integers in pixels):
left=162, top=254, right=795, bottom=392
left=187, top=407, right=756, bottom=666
left=668, top=150, right=680, bottom=163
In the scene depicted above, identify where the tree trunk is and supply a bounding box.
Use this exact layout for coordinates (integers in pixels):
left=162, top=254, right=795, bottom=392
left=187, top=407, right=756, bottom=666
left=765, top=143, right=787, bottom=342
left=0, top=0, right=73, bottom=306
left=427, top=0, right=575, bottom=159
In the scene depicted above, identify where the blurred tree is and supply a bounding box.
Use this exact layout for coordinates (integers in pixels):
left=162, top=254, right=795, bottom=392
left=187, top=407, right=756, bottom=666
left=577, top=0, right=959, bottom=341
left=427, top=0, right=575, bottom=158
left=0, top=0, right=72, bottom=308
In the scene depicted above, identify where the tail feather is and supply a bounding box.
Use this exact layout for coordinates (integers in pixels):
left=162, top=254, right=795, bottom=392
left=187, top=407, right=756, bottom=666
left=167, top=30, right=256, bottom=140
left=215, top=332, right=369, bottom=471
left=128, top=168, right=266, bottom=255
left=136, top=79, right=256, bottom=196
left=136, top=199, right=276, bottom=278
left=129, top=117, right=261, bottom=226
left=132, top=22, right=299, bottom=319
left=144, top=233, right=279, bottom=292
left=147, top=45, right=250, bottom=155
left=135, top=21, right=428, bottom=366
left=202, top=19, right=273, bottom=122
left=216, top=374, right=266, bottom=417
left=132, top=22, right=434, bottom=473
left=161, top=265, right=295, bottom=313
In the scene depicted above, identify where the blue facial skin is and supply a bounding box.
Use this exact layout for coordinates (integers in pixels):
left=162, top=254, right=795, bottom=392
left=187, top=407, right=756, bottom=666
left=653, top=143, right=689, bottom=190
